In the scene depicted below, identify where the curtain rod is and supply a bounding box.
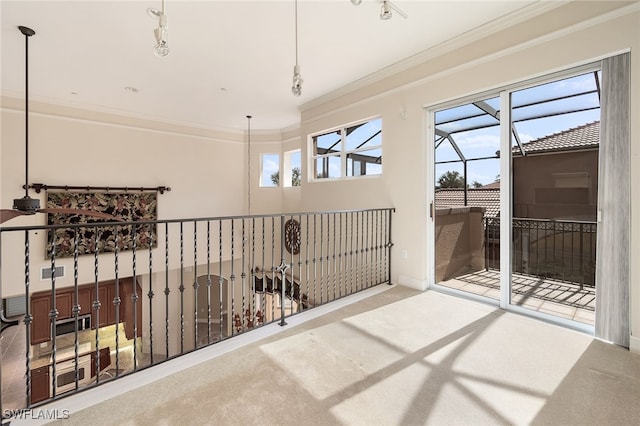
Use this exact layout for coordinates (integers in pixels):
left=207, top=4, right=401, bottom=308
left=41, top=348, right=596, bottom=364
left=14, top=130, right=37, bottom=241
left=24, top=183, right=171, bottom=194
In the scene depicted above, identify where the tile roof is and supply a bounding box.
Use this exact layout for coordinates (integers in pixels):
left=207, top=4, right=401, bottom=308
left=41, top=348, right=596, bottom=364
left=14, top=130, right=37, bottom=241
left=434, top=188, right=500, bottom=218
left=515, top=121, right=599, bottom=155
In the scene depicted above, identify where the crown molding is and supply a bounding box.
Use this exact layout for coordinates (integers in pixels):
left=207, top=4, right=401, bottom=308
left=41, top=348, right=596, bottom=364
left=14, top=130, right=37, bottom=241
left=299, top=1, right=568, bottom=112
left=1, top=95, right=294, bottom=143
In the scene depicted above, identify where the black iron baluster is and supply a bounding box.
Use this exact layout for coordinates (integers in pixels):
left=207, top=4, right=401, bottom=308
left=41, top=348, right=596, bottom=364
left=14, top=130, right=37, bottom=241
left=132, top=224, right=138, bottom=371
left=261, top=217, right=266, bottom=325
left=551, top=221, right=556, bottom=280
left=356, top=211, right=361, bottom=291
left=271, top=216, right=275, bottom=321
left=206, top=221, right=211, bottom=345
left=164, top=222, right=170, bottom=360
left=241, top=218, right=246, bottom=333
left=73, top=229, right=80, bottom=390
left=364, top=211, right=369, bottom=289
left=193, top=220, right=198, bottom=348
left=350, top=212, right=354, bottom=293
left=484, top=217, right=489, bottom=271
left=313, top=214, right=317, bottom=308
left=319, top=214, right=324, bottom=304
left=332, top=213, right=337, bottom=301
left=113, top=229, right=121, bottom=376
left=251, top=217, right=256, bottom=328
left=305, top=214, right=310, bottom=310
left=93, top=230, right=101, bottom=384
left=535, top=221, right=539, bottom=277
left=297, top=214, right=303, bottom=309
left=338, top=212, right=343, bottom=298
left=375, top=210, right=380, bottom=285
left=49, top=235, right=58, bottom=398
left=230, top=219, right=236, bottom=335
left=23, top=231, right=32, bottom=407
left=148, top=231, right=154, bottom=365
left=330, top=213, right=335, bottom=301
left=369, top=210, right=373, bottom=286
left=179, top=222, right=185, bottom=353
left=219, top=220, right=224, bottom=340
left=385, top=209, right=395, bottom=285
left=279, top=215, right=287, bottom=327
left=578, top=223, right=583, bottom=289
left=571, top=222, right=576, bottom=285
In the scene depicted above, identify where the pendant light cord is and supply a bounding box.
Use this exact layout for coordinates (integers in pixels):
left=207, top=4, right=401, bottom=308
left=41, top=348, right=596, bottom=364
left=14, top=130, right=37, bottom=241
left=294, top=0, right=299, bottom=66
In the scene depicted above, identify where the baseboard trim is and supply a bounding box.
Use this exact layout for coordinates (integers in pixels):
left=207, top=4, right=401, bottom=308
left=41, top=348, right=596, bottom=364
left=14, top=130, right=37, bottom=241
left=630, top=335, right=640, bottom=354
left=398, top=274, right=427, bottom=291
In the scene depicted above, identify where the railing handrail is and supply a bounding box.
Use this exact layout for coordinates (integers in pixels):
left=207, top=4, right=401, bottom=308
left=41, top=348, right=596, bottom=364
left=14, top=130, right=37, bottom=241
left=0, top=207, right=397, bottom=233
left=1, top=207, right=395, bottom=415
left=511, top=216, right=596, bottom=225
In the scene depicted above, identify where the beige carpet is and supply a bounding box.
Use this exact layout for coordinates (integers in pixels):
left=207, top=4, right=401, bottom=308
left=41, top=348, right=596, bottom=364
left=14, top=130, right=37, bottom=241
left=42, top=285, right=638, bottom=425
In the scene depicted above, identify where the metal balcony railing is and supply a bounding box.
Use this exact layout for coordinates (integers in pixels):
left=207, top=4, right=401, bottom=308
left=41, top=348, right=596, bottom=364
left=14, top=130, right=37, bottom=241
left=484, top=217, right=597, bottom=288
left=0, top=208, right=394, bottom=417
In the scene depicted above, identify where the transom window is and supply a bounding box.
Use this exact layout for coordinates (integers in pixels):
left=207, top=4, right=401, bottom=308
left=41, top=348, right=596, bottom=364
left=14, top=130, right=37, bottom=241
left=311, top=117, right=382, bottom=180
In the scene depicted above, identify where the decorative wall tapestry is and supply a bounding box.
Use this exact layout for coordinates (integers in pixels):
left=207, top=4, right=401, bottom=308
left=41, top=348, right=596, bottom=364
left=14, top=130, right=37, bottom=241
left=46, top=191, right=158, bottom=258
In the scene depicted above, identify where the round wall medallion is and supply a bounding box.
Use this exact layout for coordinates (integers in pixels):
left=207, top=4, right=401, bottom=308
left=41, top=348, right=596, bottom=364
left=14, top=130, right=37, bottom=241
left=284, top=218, right=301, bottom=255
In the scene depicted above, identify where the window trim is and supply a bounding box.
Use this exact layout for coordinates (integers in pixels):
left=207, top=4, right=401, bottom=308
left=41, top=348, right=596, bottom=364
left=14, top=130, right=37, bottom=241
left=259, top=152, right=280, bottom=188
left=309, top=116, right=383, bottom=182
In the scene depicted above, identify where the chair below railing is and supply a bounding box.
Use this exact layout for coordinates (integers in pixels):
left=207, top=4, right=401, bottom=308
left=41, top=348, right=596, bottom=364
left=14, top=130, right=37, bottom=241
left=0, top=208, right=394, bottom=417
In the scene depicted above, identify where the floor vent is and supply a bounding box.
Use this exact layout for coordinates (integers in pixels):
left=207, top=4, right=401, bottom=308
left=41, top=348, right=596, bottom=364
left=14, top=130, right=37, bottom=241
left=41, top=265, right=65, bottom=280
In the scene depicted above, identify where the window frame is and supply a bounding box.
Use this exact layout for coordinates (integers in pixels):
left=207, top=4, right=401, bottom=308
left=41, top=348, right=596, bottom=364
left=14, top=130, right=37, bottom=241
left=259, top=153, right=280, bottom=188
left=309, top=116, right=383, bottom=182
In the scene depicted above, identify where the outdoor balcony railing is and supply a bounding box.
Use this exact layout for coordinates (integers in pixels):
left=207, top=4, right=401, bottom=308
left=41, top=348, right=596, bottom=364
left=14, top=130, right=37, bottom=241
left=484, top=217, right=597, bottom=288
left=0, top=208, right=394, bottom=417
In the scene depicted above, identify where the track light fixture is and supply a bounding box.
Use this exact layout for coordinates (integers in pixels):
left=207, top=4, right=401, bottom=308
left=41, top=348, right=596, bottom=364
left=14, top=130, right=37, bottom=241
left=291, top=0, right=303, bottom=96
left=147, top=0, right=169, bottom=57
left=379, top=1, right=408, bottom=20
left=380, top=1, right=392, bottom=20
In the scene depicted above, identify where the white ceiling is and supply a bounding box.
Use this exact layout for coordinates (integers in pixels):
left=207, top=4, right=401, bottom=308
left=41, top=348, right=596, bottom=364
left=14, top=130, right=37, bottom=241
left=1, top=0, right=543, bottom=132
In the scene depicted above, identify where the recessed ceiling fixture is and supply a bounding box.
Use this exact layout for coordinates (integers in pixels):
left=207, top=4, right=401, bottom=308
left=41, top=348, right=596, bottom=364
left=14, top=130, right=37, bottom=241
left=147, top=0, right=169, bottom=57
left=291, top=0, right=303, bottom=97
left=350, top=0, right=362, bottom=5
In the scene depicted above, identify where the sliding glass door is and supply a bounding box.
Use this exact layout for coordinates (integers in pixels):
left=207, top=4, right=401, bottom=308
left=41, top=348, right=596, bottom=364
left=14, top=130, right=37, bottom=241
left=432, top=96, right=501, bottom=302
left=429, top=64, right=601, bottom=328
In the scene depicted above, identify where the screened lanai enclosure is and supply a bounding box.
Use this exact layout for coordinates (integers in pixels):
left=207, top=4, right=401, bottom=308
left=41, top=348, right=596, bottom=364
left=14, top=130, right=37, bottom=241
left=432, top=67, right=600, bottom=326
left=0, top=208, right=394, bottom=416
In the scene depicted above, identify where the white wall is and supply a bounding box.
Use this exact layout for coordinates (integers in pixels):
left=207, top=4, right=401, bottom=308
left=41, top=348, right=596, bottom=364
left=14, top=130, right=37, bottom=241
left=0, top=99, right=247, bottom=296
left=2, top=2, right=638, bottom=351
left=297, top=2, right=640, bottom=346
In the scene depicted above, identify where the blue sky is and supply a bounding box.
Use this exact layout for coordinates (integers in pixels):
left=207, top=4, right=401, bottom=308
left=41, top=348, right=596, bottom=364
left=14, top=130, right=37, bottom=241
left=435, top=71, right=600, bottom=185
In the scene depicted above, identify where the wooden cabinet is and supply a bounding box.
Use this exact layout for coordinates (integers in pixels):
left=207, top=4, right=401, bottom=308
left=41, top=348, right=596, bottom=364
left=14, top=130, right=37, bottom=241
left=31, top=296, right=52, bottom=345
left=77, top=287, right=92, bottom=319
left=90, top=347, right=111, bottom=378
left=30, top=277, right=142, bottom=345
left=120, top=278, right=143, bottom=340
left=30, top=365, right=50, bottom=404
left=93, top=284, right=112, bottom=328
left=55, top=292, right=73, bottom=320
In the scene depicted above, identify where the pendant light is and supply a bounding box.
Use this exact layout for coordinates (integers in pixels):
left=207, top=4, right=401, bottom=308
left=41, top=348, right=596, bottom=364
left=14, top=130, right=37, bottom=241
left=291, top=0, right=303, bottom=96
left=147, top=0, right=169, bottom=57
